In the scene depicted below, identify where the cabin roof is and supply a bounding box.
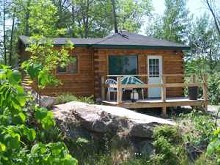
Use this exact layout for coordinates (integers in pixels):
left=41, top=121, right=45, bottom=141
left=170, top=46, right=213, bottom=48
left=19, top=31, right=190, bottom=50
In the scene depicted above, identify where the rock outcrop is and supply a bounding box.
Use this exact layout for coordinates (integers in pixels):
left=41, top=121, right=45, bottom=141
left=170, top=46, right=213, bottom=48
left=53, top=101, right=175, bottom=154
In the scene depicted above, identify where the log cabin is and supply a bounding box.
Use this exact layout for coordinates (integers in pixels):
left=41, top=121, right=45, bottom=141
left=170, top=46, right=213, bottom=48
left=18, top=31, right=208, bottom=114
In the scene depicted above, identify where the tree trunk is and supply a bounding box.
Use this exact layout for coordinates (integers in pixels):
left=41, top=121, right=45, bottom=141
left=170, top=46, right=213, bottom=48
left=71, top=1, right=75, bottom=37
left=84, top=0, right=90, bottom=38
left=25, top=0, right=31, bottom=36
left=111, top=0, right=118, bottom=33
left=205, top=0, right=220, bottom=36
left=3, top=0, right=7, bottom=65
left=9, top=11, right=15, bottom=66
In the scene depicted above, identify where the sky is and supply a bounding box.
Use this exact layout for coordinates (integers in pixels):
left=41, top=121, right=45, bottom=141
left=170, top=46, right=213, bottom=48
left=140, top=0, right=219, bottom=34
left=152, top=0, right=219, bottom=17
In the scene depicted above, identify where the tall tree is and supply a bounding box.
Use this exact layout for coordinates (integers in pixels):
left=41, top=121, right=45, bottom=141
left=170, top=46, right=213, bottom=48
left=187, top=14, right=220, bottom=73
left=116, top=0, right=152, bottom=33
left=51, top=0, right=152, bottom=38
left=147, top=0, right=189, bottom=43
left=203, top=0, right=220, bottom=36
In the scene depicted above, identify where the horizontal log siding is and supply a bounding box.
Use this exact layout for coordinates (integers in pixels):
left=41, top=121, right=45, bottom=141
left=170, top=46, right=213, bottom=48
left=39, top=47, right=94, bottom=96
left=94, top=49, right=184, bottom=98
left=20, top=45, right=184, bottom=98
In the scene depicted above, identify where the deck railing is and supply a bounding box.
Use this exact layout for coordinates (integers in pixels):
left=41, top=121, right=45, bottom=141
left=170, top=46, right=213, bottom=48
left=101, top=74, right=208, bottom=108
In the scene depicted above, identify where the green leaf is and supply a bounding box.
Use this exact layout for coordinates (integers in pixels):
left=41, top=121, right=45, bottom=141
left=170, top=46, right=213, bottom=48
left=35, top=108, right=48, bottom=120
left=41, top=111, right=55, bottom=129
left=18, top=112, right=26, bottom=123
left=0, top=69, right=6, bottom=80
left=31, top=143, right=40, bottom=154
left=38, top=70, right=50, bottom=88
left=26, top=63, right=42, bottom=79
left=25, top=128, right=36, bottom=141
left=0, top=143, right=6, bottom=152
left=16, top=95, right=26, bottom=107
left=7, top=70, right=22, bottom=85
left=63, top=154, right=78, bottom=165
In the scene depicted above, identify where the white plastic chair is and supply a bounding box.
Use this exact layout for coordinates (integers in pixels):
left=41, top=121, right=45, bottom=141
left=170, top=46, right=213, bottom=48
left=105, top=79, right=117, bottom=101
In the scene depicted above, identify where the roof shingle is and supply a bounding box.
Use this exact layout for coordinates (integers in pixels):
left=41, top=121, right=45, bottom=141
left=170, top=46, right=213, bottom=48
left=19, top=31, right=190, bottom=50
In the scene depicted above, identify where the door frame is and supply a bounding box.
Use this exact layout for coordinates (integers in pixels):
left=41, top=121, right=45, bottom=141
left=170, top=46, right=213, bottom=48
left=147, top=55, right=163, bottom=98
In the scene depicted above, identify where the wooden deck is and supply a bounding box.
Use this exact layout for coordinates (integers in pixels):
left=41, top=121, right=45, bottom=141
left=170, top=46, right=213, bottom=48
left=103, top=97, right=207, bottom=110
left=101, top=74, right=208, bottom=116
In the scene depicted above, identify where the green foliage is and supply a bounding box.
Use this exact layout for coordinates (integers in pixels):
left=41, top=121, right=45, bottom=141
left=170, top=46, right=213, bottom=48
left=0, top=65, right=77, bottom=164
left=17, top=0, right=74, bottom=90
left=206, top=127, right=220, bottom=163
left=21, top=36, right=73, bottom=89
left=51, top=0, right=152, bottom=38
left=208, top=73, right=220, bottom=104
left=116, top=0, right=152, bottom=33
left=55, top=93, right=94, bottom=104
left=28, top=142, right=77, bottom=165
left=147, top=0, right=189, bottom=43
left=180, top=111, right=216, bottom=147
left=149, top=125, right=188, bottom=165
left=185, top=58, right=209, bottom=77
left=185, top=58, right=220, bottom=104
left=187, top=14, right=220, bottom=65
left=28, top=0, right=59, bottom=36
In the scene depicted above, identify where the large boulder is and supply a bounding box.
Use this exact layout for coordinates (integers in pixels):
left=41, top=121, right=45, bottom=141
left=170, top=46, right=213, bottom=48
left=53, top=101, right=175, bottom=154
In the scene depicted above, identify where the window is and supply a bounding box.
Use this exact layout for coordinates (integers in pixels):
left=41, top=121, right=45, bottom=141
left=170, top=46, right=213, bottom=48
left=57, top=65, right=67, bottom=73
left=109, top=55, right=137, bottom=75
left=149, top=59, right=159, bottom=77
left=57, top=56, right=78, bottom=74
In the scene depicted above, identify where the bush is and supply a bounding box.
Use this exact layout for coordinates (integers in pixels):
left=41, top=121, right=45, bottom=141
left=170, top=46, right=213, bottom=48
left=208, top=73, right=220, bottom=105
left=206, top=123, right=220, bottom=163
left=55, top=93, right=94, bottom=104
left=149, top=125, right=188, bottom=165
left=179, top=111, right=216, bottom=147
left=0, top=65, right=77, bottom=164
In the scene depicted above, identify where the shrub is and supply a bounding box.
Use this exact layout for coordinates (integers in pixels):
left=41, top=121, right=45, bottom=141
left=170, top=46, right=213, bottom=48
left=208, top=73, right=220, bottom=105
left=206, top=122, right=220, bottom=163
left=179, top=111, right=216, bottom=147
left=149, top=125, right=188, bottom=165
left=55, top=93, right=94, bottom=104
left=0, top=65, right=77, bottom=164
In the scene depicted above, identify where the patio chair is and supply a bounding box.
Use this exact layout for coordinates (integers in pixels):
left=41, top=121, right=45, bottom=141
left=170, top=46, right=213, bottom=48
left=105, top=78, right=117, bottom=101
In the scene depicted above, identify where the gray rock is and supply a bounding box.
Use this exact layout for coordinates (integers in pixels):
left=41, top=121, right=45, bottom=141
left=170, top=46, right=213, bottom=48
left=129, top=122, right=159, bottom=138
left=52, top=101, right=175, bottom=155
left=53, top=101, right=175, bottom=137
left=40, top=95, right=56, bottom=108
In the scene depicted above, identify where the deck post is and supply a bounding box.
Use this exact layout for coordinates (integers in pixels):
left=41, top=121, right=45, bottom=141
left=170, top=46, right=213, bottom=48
left=117, top=76, right=122, bottom=104
left=101, top=76, right=105, bottom=100
left=162, top=106, right=167, bottom=117
left=202, top=74, right=208, bottom=111
left=161, top=75, right=166, bottom=102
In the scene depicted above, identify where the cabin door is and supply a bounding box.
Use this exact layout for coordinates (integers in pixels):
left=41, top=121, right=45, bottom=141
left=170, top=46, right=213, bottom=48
left=147, top=56, right=162, bottom=98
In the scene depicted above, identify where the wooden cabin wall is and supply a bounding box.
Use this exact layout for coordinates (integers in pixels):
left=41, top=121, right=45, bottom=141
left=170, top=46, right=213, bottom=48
left=94, top=49, right=184, bottom=98
left=20, top=44, right=184, bottom=98
left=32, top=47, right=94, bottom=97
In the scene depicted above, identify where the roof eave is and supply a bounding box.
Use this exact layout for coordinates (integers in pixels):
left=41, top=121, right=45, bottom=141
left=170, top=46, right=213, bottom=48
left=91, top=44, right=190, bottom=50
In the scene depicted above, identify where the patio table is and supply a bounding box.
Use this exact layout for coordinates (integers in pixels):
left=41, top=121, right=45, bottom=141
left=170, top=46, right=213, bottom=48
left=121, top=76, right=145, bottom=100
